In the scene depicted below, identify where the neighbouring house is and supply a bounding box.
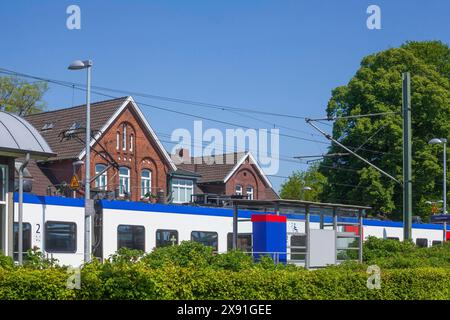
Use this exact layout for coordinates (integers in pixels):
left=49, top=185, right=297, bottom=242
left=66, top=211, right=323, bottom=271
left=176, top=150, right=279, bottom=202
left=22, top=96, right=278, bottom=203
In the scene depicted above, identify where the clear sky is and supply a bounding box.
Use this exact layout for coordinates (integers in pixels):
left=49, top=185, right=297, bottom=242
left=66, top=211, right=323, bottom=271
left=0, top=1, right=449, bottom=192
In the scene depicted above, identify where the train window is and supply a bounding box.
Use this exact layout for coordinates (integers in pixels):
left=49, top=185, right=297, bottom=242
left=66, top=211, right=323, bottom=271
left=45, top=221, right=77, bottom=253
left=227, top=233, right=252, bottom=252
left=432, top=240, right=442, bottom=246
left=156, top=229, right=178, bottom=248
left=13, top=222, right=32, bottom=261
left=416, top=238, right=428, bottom=248
left=191, top=231, right=218, bottom=251
left=290, top=235, right=306, bottom=261
left=117, top=225, right=145, bottom=251
left=387, top=237, right=399, bottom=241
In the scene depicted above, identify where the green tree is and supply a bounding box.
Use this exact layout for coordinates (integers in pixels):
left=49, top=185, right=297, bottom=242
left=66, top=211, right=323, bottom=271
left=0, top=76, right=48, bottom=116
left=279, top=164, right=327, bottom=201
left=320, top=40, right=450, bottom=220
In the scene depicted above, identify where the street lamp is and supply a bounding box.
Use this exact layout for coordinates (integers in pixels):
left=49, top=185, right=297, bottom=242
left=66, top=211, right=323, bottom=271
left=429, top=137, right=448, bottom=242
left=68, top=59, right=93, bottom=263
left=301, top=186, right=312, bottom=201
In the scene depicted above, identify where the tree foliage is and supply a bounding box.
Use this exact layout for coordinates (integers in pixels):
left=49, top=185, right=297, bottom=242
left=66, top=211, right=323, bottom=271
left=320, top=41, right=450, bottom=220
left=279, top=164, right=327, bottom=201
left=0, top=76, right=48, bottom=116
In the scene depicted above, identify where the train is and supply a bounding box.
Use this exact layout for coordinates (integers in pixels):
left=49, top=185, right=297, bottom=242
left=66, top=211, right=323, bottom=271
left=12, top=193, right=450, bottom=267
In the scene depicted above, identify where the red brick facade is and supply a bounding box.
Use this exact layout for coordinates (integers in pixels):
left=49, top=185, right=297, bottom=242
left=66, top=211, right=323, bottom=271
left=81, top=105, right=172, bottom=202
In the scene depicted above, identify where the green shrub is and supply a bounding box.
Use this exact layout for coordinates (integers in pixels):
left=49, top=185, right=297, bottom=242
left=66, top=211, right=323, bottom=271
left=1, top=239, right=450, bottom=299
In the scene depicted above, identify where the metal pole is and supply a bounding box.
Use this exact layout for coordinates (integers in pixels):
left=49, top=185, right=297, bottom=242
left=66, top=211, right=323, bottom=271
left=358, top=209, right=364, bottom=263
left=402, top=72, right=412, bottom=241
left=305, top=205, right=310, bottom=269
left=332, top=207, right=337, bottom=231
left=18, top=153, right=30, bottom=265
left=443, top=140, right=447, bottom=242
left=232, top=203, right=238, bottom=250
left=84, top=63, right=92, bottom=263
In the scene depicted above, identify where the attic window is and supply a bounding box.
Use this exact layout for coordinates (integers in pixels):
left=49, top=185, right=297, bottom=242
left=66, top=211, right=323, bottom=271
left=66, top=122, right=81, bottom=135
left=41, top=123, right=54, bottom=131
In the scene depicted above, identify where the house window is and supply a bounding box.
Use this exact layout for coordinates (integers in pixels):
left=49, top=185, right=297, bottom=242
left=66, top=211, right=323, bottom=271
left=45, top=221, right=77, bottom=253
left=156, top=229, right=179, bottom=248
left=191, top=231, right=218, bottom=251
left=235, top=185, right=242, bottom=196
left=130, top=134, right=134, bottom=152
left=116, top=132, right=120, bottom=150
left=122, top=123, right=127, bottom=150
left=141, top=169, right=152, bottom=198
left=94, top=164, right=107, bottom=190
left=172, top=179, right=194, bottom=203
left=13, top=222, right=32, bottom=261
left=119, top=167, right=130, bottom=196
left=117, top=225, right=145, bottom=251
left=246, top=186, right=254, bottom=200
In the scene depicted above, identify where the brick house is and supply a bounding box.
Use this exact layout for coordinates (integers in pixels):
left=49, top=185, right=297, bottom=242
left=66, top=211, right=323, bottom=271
left=176, top=151, right=279, bottom=201
left=22, top=96, right=278, bottom=202
left=24, top=96, right=176, bottom=202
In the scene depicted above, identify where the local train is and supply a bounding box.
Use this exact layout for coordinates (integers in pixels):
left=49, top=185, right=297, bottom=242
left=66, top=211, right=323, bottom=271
left=12, top=193, right=450, bottom=266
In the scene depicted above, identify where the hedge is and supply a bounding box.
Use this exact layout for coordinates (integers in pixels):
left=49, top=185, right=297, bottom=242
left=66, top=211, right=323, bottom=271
left=1, top=239, right=450, bottom=300
left=1, top=264, right=450, bottom=300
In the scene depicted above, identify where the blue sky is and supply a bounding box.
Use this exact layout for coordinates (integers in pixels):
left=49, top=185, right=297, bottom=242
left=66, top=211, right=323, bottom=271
left=0, top=1, right=449, bottom=192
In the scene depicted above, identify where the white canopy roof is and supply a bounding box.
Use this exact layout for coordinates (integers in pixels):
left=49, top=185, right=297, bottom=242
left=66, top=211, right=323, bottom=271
left=0, top=111, right=55, bottom=160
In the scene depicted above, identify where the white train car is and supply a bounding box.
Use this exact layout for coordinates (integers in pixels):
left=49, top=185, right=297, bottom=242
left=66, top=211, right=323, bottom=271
left=98, top=200, right=253, bottom=259
left=12, top=193, right=449, bottom=266
left=13, top=194, right=85, bottom=266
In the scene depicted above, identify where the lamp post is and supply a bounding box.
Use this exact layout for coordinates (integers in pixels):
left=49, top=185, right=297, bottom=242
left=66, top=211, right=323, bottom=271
left=301, top=186, right=312, bottom=201
left=429, top=138, right=448, bottom=242
left=68, top=60, right=93, bottom=262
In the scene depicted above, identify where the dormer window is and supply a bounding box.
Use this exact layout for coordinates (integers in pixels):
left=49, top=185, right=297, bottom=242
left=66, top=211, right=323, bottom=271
left=41, top=122, right=54, bottom=131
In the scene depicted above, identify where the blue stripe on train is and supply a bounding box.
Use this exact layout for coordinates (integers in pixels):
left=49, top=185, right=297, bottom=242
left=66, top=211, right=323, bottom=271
left=14, top=193, right=446, bottom=231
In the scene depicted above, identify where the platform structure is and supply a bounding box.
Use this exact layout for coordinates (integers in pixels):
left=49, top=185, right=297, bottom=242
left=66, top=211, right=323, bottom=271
left=0, top=112, right=54, bottom=259
left=231, top=199, right=371, bottom=269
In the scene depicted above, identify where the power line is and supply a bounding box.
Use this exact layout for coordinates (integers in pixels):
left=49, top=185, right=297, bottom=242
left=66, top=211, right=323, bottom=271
left=0, top=67, right=311, bottom=119
left=0, top=67, right=412, bottom=159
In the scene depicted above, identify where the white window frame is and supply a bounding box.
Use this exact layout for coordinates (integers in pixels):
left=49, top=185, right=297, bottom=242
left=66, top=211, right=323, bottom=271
left=172, top=179, right=194, bottom=204
left=141, top=169, right=152, bottom=198
left=94, top=164, right=108, bottom=190
left=130, top=134, right=134, bottom=152
left=246, top=186, right=254, bottom=200
left=116, top=132, right=120, bottom=150
left=235, top=185, right=243, bottom=196
left=119, top=167, right=130, bottom=196
left=122, top=123, right=127, bottom=151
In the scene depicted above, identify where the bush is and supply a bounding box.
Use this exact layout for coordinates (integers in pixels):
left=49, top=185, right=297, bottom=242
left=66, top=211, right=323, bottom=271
left=1, top=239, right=450, bottom=299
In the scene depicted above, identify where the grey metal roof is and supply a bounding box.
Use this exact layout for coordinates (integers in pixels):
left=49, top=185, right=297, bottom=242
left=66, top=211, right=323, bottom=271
left=0, top=111, right=55, bottom=159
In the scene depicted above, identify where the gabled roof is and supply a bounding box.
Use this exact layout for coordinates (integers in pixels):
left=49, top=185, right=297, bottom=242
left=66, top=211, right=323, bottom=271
left=24, top=96, right=176, bottom=171
left=25, top=97, right=128, bottom=161
left=177, top=151, right=273, bottom=188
